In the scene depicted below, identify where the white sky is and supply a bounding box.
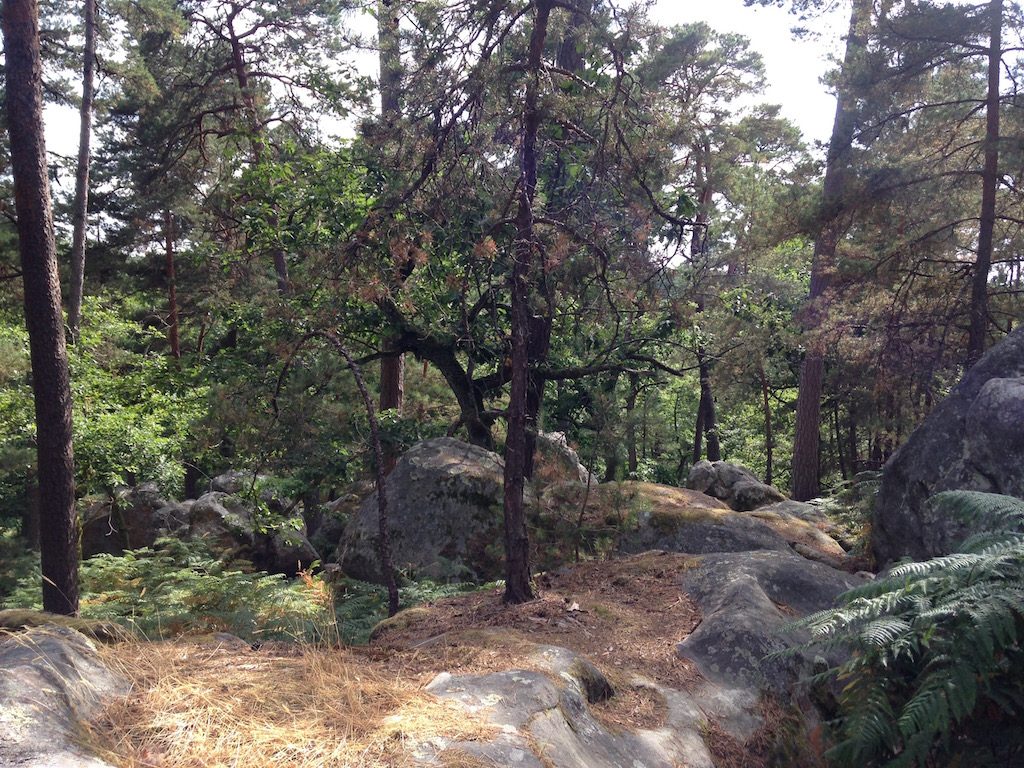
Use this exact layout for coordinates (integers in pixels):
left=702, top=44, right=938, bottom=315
left=664, top=0, right=846, bottom=144
left=43, top=0, right=847, bottom=161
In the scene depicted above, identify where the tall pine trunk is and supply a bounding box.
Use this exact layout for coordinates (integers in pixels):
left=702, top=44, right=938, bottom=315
left=967, top=0, right=1002, bottom=366
left=790, top=0, right=869, bottom=501
left=378, top=0, right=405, bottom=458
left=67, top=0, right=97, bottom=340
left=503, top=0, right=552, bottom=605
left=3, top=0, right=79, bottom=615
left=759, top=365, right=774, bottom=486
left=164, top=210, right=181, bottom=359
left=227, top=18, right=290, bottom=294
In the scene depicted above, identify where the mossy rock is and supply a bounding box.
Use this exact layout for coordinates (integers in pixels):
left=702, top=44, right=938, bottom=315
left=369, top=606, right=435, bottom=642
left=0, top=609, right=133, bottom=643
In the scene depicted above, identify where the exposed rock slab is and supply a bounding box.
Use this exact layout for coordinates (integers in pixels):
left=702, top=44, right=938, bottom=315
left=677, top=550, right=862, bottom=693
left=873, top=327, right=1024, bottom=565
left=0, top=627, right=126, bottom=768
left=419, top=640, right=734, bottom=768
left=613, top=485, right=847, bottom=565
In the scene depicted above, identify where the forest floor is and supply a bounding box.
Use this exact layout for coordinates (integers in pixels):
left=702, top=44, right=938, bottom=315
left=87, top=552, right=720, bottom=768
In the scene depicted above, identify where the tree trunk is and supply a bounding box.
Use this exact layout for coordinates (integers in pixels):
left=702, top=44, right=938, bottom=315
left=67, top=0, right=96, bottom=340
left=625, top=373, right=639, bottom=476
left=967, top=0, right=1002, bottom=367
left=324, top=333, right=399, bottom=616
left=698, top=352, right=721, bottom=461
left=164, top=210, right=181, bottom=359
left=846, top=407, right=859, bottom=475
left=22, top=475, right=40, bottom=548
left=227, top=15, right=290, bottom=294
left=691, top=391, right=705, bottom=465
left=378, top=0, right=405, bottom=430
left=503, top=0, right=552, bottom=605
left=3, top=0, right=79, bottom=615
left=759, top=365, right=774, bottom=486
left=790, top=0, right=870, bottom=501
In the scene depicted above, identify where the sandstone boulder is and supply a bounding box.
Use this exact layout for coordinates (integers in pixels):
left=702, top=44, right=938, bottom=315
left=189, top=491, right=318, bottom=576
left=421, top=638, right=753, bottom=768
left=337, top=437, right=534, bottom=583
left=873, top=327, right=1024, bottom=565
left=80, top=482, right=169, bottom=558
left=0, top=626, right=127, bottom=767
left=687, top=460, right=786, bottom=511
left=533, top=431, right=592, bottom=485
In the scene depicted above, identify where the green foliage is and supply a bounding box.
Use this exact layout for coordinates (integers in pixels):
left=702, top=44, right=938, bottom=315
left=3, top=538, right=333, bottom=642
left=800, top=491, right=1024, bottom=767
left=0, top=526, right=36, bottom=602
left=333, top=577, right=493, bottom=645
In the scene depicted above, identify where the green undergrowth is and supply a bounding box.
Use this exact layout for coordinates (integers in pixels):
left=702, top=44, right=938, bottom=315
left=3, top=537, right=491, bottom=645
left=796, top=491, right=1024, bottom=767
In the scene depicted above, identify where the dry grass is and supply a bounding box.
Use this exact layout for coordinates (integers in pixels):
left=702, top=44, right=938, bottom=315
left=88, top=640, right=494, bottom=768
left=373, top=551, right=703, bottom=691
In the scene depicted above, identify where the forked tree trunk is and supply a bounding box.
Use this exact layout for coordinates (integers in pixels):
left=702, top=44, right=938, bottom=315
left=3, top=0, right=79, bottom=615
left=503, top=0, right=553, bottom=605
left=67, top=0, right=97, bottom=340
left=967, top=0, right=1002, bottom=367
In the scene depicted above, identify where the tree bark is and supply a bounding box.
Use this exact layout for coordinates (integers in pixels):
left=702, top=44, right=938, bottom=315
left=790, top=0, right=869, bottom=501
left=967, top=0, right=1002, bottom=367
left=67, top=0, right=97, bottom=340
left=3, top=0, right=79, bottom=615
left=625, top=373, right=639, bottom=476
left=378, top=0, right=405, bottom=472
left=691, top=390, right=705, bottom=465
left=697, top=352, right=721, bottom=462
left=164, top=210, right=181, bottom=359
left=503, top=0, right=552, bottom=605
left=759, top=365, right=774, bottom=486
left=226, top=9, right=290, bottom=294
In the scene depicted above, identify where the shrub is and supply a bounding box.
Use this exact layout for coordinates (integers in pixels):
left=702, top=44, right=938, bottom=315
left=799, top=491, right=1024, bottom=767
left=3, top=538, right=335, bottom=642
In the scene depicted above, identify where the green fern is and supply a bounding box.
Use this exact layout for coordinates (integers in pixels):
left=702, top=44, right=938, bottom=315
left=798, top=491, right=1024, bottom=767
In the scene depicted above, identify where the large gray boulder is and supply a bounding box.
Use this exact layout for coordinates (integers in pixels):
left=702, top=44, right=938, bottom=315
left=873, top=327, right=1024, bottom=565
left=337, top=437, right=534, bottom=583
left=687, top=460, right=786, bottom=511
left=80, top=482, right=169, bottom=558
left=189, top=491, right=318, bottom=576
left=534, top=431, right=592, bottom=485
left=676, top=550, right=862, bottom=693
left=0, top=627, right=127, bottom=767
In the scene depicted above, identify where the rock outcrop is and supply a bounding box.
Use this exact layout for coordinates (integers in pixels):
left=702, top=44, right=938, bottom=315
left=80, top=482, right=170, bottom=557
left=418, top=635, right=757, bottom=768
left=337, top=437, right=534, bottom=583
left=0, top=626, right=126, bottom=767
left=873, top=327, right=1024, bottom=565
left=533, top=431, right=592, bottom=485
left=687, top=460, right=786, bottom=511
left=79, top=475, right=318, bottom=577
left=610, top=484, right=848, bottom=567
left=677, top=550, right=862, bottom=692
